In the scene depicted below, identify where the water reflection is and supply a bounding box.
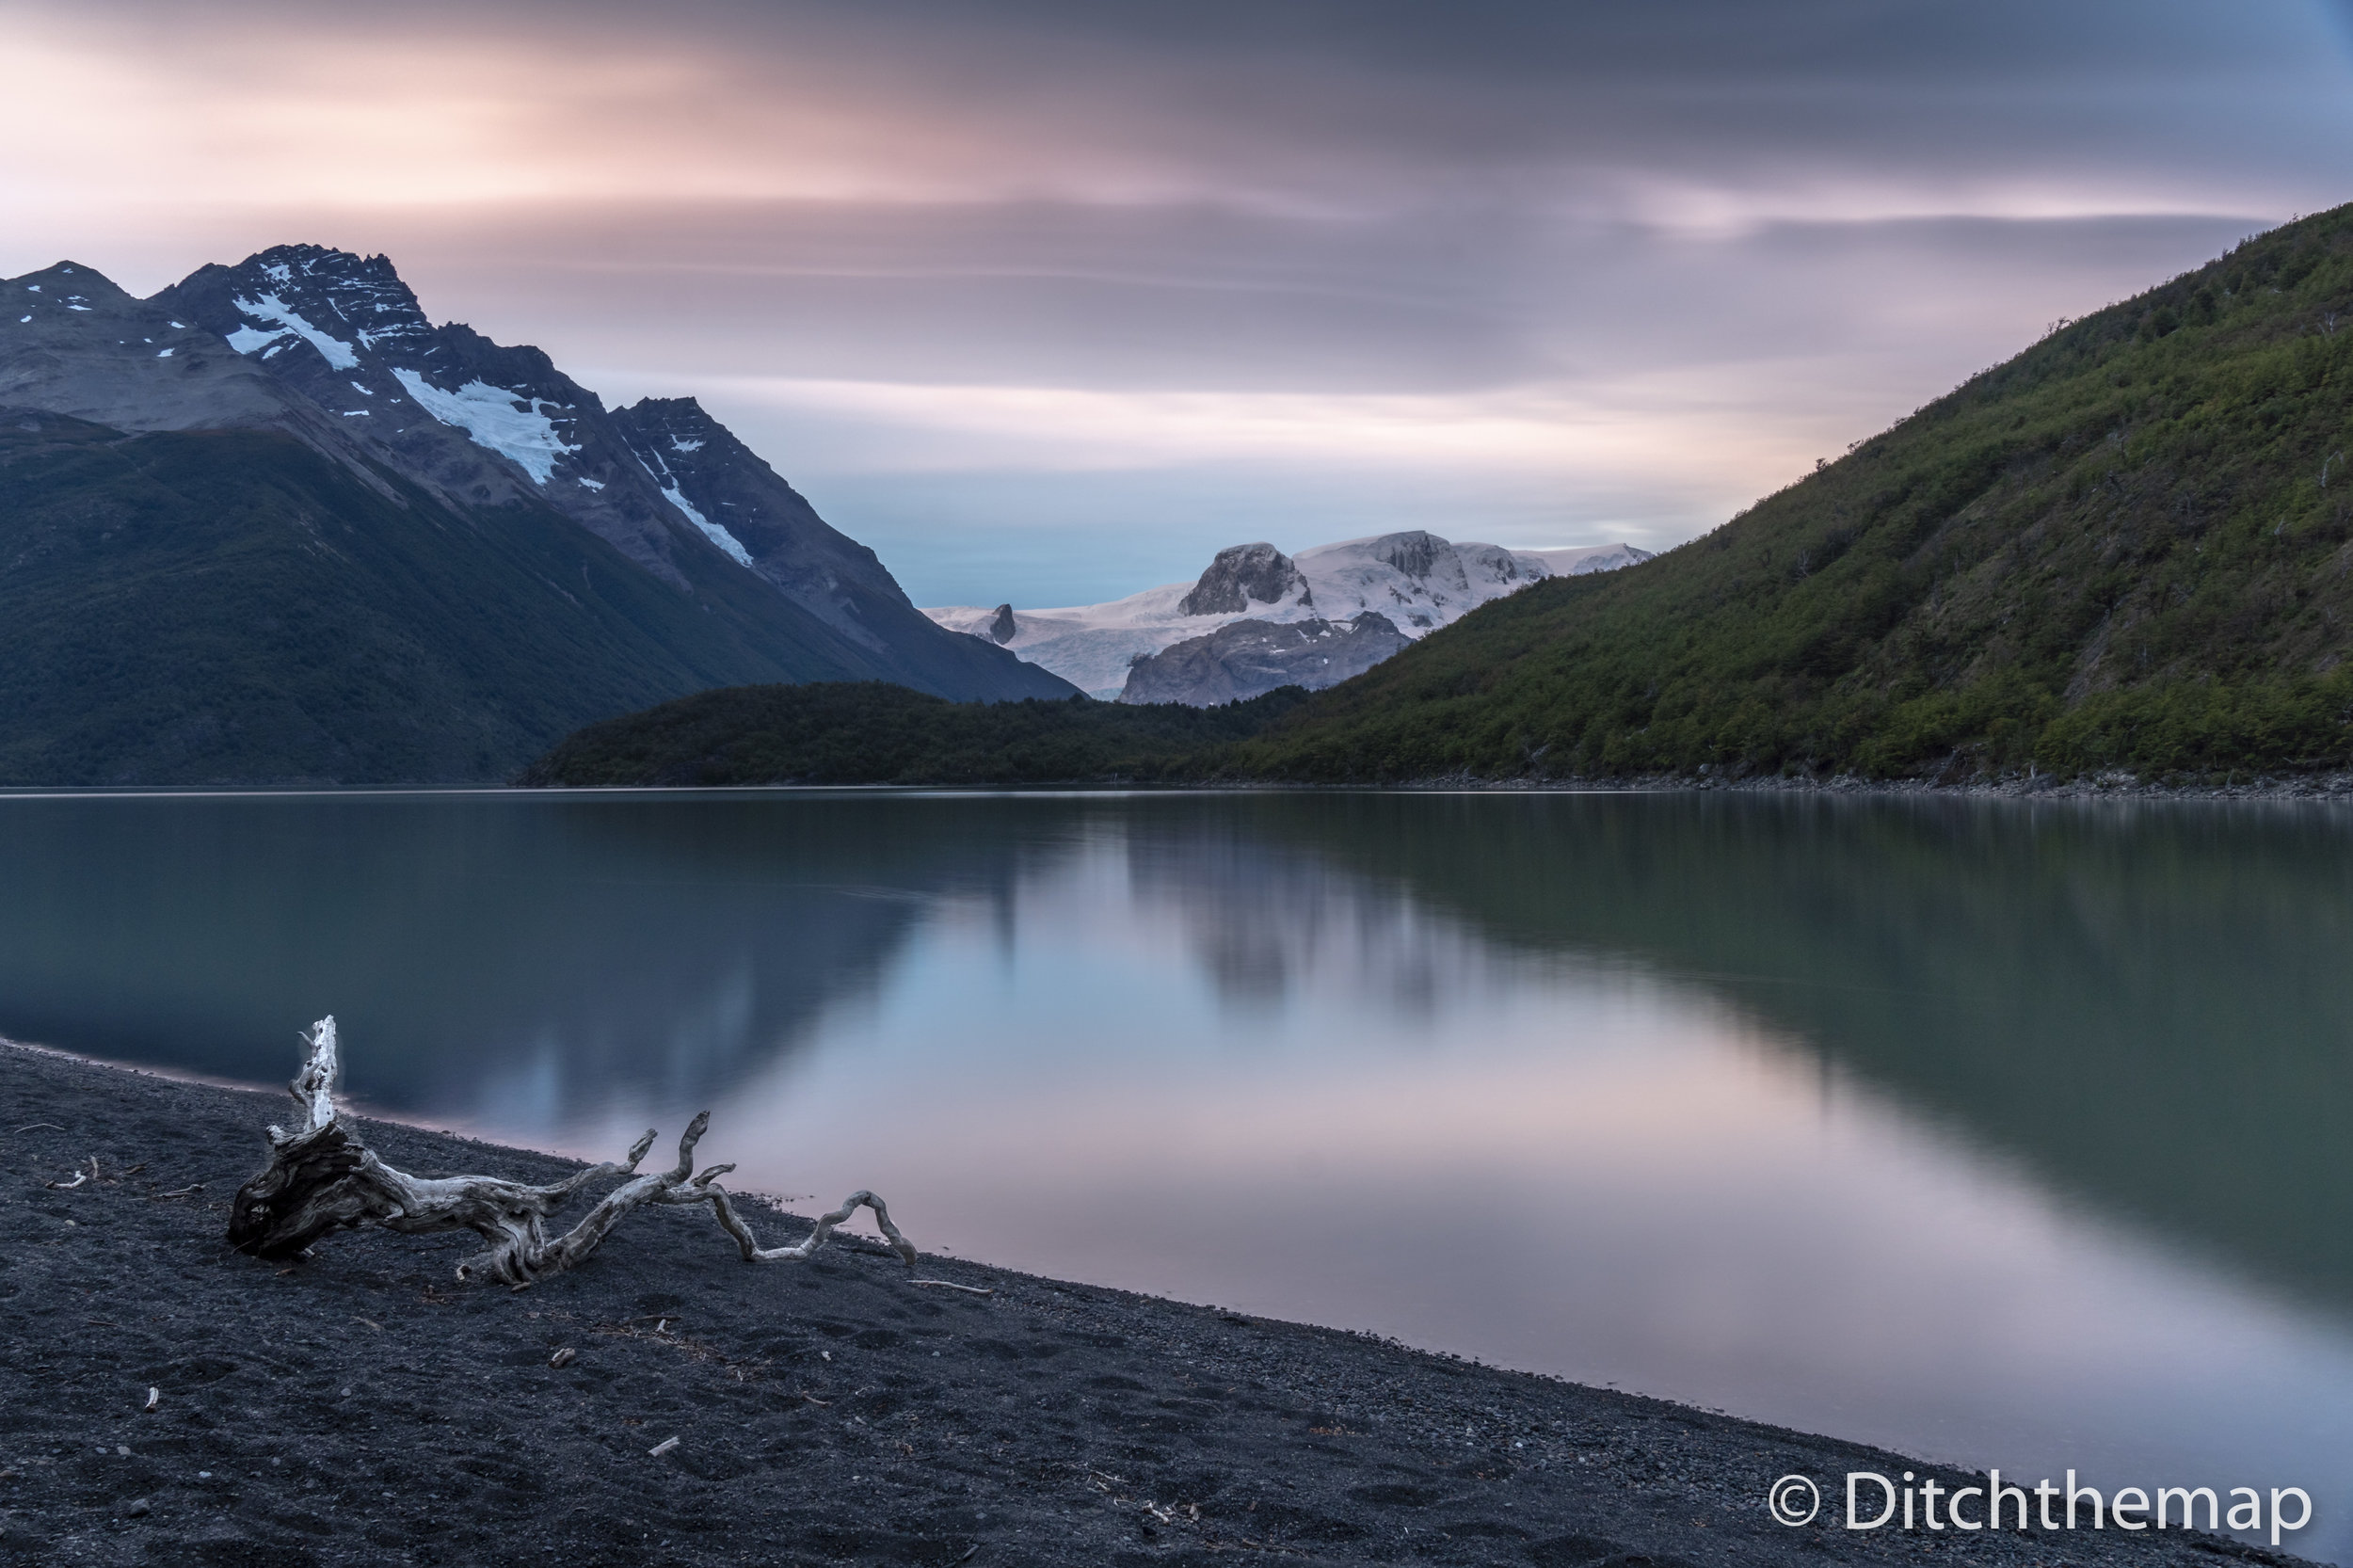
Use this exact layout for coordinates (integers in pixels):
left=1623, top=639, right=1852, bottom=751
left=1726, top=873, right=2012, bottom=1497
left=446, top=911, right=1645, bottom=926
left=1, top=789, right=2349, bottom=1558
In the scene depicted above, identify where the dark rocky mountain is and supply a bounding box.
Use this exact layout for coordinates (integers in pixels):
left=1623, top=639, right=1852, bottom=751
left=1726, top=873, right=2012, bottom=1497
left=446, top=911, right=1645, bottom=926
left=0, top=246, right=1072, bottom=783
left=1176, top=541, right=1310, bottom=616
left=1118, top=611, right=1411, bottom=705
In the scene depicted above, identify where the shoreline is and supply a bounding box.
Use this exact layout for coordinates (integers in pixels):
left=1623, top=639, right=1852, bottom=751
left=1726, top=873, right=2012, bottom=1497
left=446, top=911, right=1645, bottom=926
left=5, top=768, right=2353, bottom=803
left=2, top=1042, right=2309, bottom=1566
left=1373, top=769, right=2353, bottom=803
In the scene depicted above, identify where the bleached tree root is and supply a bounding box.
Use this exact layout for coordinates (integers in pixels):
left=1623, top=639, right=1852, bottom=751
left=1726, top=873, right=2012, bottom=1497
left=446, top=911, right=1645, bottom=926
left=228, top=1017, right=917, bottom=1288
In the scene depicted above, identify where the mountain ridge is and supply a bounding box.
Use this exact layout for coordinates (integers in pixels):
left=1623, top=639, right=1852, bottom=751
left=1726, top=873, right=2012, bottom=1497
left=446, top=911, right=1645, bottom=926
left=0, top=243, right=1073, bottom=783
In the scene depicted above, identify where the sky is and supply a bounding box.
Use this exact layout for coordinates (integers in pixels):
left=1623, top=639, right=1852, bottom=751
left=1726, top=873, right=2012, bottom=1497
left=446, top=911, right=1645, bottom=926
left=5, top=1, right=2353, bottom=607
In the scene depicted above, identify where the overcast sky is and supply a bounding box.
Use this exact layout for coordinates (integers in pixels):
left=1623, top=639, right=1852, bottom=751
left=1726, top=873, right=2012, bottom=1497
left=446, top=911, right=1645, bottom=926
left=7, top=1, right=2353, bottom=605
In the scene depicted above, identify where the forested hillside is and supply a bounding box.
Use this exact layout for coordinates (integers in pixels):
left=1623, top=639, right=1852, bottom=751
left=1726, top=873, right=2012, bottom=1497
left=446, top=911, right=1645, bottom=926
left=1223, top=206, right=2353, bottom=783
left=518, top=681, right=1307, bottom=787
left=0, top=417, right=862, bottom=784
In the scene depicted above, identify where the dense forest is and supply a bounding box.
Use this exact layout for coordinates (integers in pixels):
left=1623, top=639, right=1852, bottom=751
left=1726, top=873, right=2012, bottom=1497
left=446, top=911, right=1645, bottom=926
left=517, top=681, right=1306, bottom=787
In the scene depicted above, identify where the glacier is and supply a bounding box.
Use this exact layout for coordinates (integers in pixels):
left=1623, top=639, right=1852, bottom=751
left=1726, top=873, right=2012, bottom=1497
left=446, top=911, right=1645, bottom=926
left=926, top=531, right=1653, bottom=702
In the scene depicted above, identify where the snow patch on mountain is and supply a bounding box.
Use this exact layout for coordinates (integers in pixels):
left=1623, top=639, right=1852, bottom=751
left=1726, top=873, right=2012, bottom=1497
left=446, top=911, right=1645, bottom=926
left=654, top=475, right=755, bottom=567
left=226, top=294, right=359, bottom=370
left=391, top=369, right=579, bottom=485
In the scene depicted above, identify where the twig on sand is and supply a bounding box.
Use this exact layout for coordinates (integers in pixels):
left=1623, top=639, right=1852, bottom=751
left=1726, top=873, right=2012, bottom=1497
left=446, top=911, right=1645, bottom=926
left=11, top=1124, right=63, bottom=1134
left=647, top=1436, right=680, bottom=1458
left=909, top=1279, right=994, bottom=1296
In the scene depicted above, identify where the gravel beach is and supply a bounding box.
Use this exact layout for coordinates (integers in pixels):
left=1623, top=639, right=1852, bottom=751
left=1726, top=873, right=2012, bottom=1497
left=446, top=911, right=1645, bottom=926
left=0, top=1041, right=2307, bottom=1567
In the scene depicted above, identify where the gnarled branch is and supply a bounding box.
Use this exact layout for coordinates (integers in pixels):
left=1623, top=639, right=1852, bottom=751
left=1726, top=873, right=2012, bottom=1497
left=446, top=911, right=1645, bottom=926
left=228, top=1017, right=917, bottom=1288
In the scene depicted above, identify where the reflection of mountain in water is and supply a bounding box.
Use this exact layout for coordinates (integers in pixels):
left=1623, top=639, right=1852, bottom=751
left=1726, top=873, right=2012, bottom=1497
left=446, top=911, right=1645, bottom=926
left=1175, top=792, right=2353, bottom=1315
left=0, top=794, right=1070, bottom=1122
left=1119, top=813, right=1559, bottom=1019
left=6, top=788, right=2348, bottom=1320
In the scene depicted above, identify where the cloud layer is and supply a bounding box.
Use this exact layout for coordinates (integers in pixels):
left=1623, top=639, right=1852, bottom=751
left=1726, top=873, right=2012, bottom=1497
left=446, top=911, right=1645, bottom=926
left=5, top=0, right=2348, bottom=601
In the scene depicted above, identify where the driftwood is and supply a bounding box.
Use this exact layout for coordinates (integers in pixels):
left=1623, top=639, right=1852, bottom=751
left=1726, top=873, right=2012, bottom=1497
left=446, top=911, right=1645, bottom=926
left=228, top=1017, right=917, bottom=1287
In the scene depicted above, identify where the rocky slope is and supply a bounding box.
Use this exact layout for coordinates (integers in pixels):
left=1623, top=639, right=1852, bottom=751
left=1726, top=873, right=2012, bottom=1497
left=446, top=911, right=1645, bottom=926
left=925, top=533, right=1651, bottom=701
left=1118, top=612, right=1412, bottom=705
left=0, top=247, right=1070, bottom=783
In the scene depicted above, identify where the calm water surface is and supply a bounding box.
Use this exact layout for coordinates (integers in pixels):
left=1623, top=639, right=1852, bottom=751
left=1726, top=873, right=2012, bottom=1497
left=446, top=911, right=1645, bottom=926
left=3, top=790, right=2349, bottom=1557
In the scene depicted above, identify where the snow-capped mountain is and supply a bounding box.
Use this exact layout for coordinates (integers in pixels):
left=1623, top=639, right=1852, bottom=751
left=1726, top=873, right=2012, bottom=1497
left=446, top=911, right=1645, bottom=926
left=926, top=531, right=1653, bottom=701
left=8, top=246, right=1068, bottom=694
left=155, top=248, right=705, bottom=583
left=0, top=245, right=1072, bottom=783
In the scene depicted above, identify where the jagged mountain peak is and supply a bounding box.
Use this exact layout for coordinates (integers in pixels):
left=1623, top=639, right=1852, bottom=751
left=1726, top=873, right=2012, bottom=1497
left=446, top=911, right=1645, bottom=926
left=155, top=248, right=649, bottom=536
left=2, top=238, right=1080, bottom=778
left=617, top=394, right=734, bottom=456
left=625, top=393, right=714, bottom=421
left=181, top=244, right=436, bottom=366
left=1177, top=541, right=1309, bottom=616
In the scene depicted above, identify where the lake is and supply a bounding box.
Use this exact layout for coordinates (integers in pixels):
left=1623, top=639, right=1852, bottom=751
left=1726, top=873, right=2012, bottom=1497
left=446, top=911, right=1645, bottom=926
left=3, top=788, right=2348, bottom=1556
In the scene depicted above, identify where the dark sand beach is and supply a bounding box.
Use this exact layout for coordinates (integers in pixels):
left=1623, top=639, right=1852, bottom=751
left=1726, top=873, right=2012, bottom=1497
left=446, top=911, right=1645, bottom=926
left=0, top=1042, right=2303, bottom=1567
